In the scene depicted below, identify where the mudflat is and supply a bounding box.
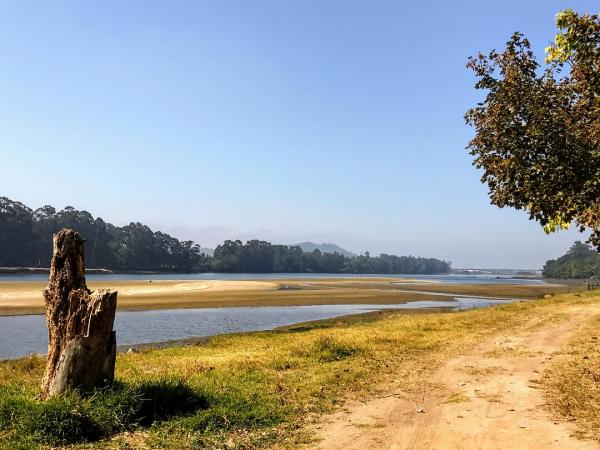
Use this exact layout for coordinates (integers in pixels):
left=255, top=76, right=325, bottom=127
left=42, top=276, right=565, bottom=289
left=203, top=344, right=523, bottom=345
left=0, top=278, right=566, bottom=316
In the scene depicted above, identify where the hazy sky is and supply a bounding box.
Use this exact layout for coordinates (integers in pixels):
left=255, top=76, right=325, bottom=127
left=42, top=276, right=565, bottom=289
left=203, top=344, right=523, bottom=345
left=1, top=0, right=595, bottom=268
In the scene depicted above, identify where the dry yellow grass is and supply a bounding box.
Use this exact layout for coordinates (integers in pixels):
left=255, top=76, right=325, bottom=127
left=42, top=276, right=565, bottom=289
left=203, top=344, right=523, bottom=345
left=543, top=310, right=600, bottom=441
left=444, top=392, right=471, bottom=404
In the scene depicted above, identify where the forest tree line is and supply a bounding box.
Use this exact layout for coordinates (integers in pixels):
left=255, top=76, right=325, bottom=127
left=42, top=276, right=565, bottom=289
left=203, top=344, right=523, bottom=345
left=0, top=197, right=450, bottom=274
left=543, top=241, right=600, bottom=279
left=212, top=239, right=450, bottom=274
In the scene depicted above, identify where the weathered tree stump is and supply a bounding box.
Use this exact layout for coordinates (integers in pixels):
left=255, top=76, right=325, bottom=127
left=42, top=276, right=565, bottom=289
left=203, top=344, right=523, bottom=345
left=39, top=229, right=118, bottom=400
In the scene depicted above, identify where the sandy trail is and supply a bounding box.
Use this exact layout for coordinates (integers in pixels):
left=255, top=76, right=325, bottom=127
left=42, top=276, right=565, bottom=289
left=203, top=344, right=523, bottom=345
left=312, top=306, right=600, bottom=450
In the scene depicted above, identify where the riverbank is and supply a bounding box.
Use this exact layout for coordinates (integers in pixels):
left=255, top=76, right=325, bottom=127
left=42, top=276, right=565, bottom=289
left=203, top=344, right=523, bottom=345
left=0, top=267, right=113, bottom=275
left=1, top=290, right=598, bottom=449
left=0, top=277, right=566, bottom=316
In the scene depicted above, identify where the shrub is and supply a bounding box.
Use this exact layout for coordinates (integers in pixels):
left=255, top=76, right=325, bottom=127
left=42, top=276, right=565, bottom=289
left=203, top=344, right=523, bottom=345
left=312, top=336, right=361, bottom=362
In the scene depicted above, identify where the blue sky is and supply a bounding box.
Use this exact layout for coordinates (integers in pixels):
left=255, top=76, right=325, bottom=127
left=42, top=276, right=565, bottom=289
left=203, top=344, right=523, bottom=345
left=1, top=0, right=596, bottom=268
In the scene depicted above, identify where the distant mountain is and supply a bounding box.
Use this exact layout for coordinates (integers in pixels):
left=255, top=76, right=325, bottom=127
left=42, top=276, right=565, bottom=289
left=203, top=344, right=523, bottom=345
left=295, top=242, right=357, bottom=257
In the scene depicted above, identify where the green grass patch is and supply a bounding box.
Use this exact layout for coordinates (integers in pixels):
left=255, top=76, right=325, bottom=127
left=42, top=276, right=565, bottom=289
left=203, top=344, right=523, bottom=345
left=0, top=372, right=288, bottom=448
left=0, top=378, right=209, bottom=447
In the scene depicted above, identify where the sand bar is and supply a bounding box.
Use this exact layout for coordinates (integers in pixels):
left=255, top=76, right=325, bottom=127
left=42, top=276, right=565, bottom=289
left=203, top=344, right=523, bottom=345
left=0, top=277, right=564, bottom=316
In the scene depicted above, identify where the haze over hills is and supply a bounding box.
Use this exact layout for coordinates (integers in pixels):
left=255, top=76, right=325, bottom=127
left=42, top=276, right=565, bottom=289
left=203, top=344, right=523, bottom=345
left=164, top=226, right=359, bottom=255
left=199, top=247, right=215, bottom=256
left=193, top=243, right=355, bottom=258
left=163, top=226, right=359, bottom=257
left=295, top=242, right=357, bottom=257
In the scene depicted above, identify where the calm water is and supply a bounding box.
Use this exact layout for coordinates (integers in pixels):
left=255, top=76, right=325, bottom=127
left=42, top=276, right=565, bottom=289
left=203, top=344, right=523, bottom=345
left=0, top=272, right=547, bottom=284
left=0, top=297, right=512, bottom=360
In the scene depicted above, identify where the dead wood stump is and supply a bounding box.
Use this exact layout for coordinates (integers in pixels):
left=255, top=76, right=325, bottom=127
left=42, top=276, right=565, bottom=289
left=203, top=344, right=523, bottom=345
left=39, top=229, right=117, bottom=400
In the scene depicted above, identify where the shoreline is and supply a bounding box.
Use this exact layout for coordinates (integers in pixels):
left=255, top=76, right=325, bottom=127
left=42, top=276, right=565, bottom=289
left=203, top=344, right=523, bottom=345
left=115, top=308, right=422, bottom=354
left=0, top=267, right=454, bottom=276
left=0, top=267, right=113, bottom=275
left=0, top=304, right=483, bottom=362
left=3, top=268, right=575, bottom=283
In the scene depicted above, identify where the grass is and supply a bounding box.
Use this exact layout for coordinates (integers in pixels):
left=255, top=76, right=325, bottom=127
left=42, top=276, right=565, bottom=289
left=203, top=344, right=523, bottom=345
left=1, top=290, right=598, bottom=449
left=457, top=364, right=507, bottom=377
left=444, top=392, right=471, bottom=404
left=483, top=346, right=542, bottom=359
left=0, top=378, right=214, bottom=446
left=0, top=371, right=288, bottom=449
left=543, top=313, right=600, bottom=441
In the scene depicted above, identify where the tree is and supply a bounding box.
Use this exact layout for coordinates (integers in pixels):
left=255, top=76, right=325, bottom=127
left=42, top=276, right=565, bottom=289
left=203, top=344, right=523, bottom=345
left=0, top=197, right=37, bottom=266
left=543, top=240, right=600, bottom=278
left=0, top=197, right=204, bottom=272
left=212, top=240, right=243, bottom=272
left=465, top=10, right=600, bottom=248
left=0, top=196, right=451, bottom=274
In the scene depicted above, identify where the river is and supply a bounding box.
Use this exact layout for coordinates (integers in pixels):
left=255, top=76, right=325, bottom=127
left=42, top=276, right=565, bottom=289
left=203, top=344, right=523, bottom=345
left=0, top=297, right=513, bottom=360
left=0, top=272, right=547, bottom=284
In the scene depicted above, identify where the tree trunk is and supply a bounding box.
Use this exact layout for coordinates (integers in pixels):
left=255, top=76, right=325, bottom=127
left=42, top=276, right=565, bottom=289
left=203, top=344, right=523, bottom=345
left=39, top=229, right=117, bottom=400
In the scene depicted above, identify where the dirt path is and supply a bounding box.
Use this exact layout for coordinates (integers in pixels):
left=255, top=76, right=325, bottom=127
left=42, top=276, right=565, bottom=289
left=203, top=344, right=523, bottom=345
left=312, top=307, right=600, bottom=449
